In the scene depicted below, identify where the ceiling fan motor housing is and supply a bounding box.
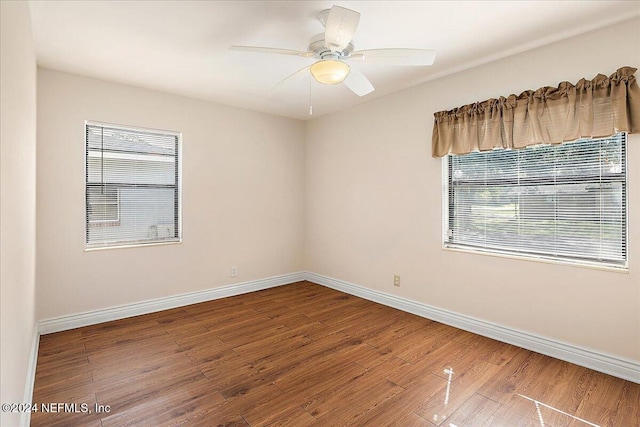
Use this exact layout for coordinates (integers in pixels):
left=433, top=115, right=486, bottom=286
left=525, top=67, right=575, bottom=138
left=308, top=33, right=354, bottom=60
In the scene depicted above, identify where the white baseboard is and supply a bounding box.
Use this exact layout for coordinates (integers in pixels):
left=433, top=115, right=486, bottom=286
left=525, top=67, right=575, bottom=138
left=38, top=272, right=306, bottom=335
left=305, top=272, right=640, bottom=384
left=21, top=326, right=39, bottom=427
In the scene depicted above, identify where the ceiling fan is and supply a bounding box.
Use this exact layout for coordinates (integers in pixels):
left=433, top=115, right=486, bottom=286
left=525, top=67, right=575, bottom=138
left=229, top=5, right=436, bottom=97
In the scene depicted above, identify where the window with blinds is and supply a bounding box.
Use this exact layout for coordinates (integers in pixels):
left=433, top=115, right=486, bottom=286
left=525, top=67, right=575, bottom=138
left=85, top=122, right=181, bottom=248
left=445, top=133, right=627, bottom=269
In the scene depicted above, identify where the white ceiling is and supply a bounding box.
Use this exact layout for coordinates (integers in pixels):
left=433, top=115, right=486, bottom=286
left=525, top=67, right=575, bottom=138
left=28, top=1, right=640, bottom=121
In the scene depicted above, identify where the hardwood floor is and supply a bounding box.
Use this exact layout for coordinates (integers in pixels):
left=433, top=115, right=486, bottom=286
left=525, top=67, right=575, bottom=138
left=31, top=281, right=639, bottom=426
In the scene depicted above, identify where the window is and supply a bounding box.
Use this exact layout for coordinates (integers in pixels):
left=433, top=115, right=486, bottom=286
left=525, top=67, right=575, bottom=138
left=444, top=133, right=627, bottom=269
left=85, top=122, right=181, bottom=248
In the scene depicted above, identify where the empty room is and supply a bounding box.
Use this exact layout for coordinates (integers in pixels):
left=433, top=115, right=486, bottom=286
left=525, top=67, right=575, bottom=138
left=1, top=1, right=639, bottom=426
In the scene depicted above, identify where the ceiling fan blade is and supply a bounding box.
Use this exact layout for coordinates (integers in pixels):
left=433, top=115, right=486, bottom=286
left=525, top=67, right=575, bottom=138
left=272, top=65, right=312, bottom=92
left=343, top=67, right=374, bottom=97
left=324, top=6, right=360, bottom=52
left=349, top=49, right=436, bottom=66
left=229, top=45, right=314, bottom=58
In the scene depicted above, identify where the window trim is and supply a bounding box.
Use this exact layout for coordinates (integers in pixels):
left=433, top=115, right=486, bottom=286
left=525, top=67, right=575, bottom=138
left=84, top=120, right=183, bottom=250
left=441, top=134, right=629, bottom=273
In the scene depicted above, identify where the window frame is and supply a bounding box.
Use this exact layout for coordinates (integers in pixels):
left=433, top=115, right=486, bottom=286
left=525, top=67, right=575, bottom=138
left=441, top=133, right=628, bottom=272
left=84, top=120, right=182, bottom=250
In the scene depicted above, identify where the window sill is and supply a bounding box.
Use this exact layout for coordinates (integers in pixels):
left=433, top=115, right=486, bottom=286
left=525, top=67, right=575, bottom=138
left=442, top=244, right=628, bottom=273
left=85, top=240, right=182, bottom=252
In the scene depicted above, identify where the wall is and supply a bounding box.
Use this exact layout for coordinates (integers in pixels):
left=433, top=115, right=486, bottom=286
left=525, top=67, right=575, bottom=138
left=305, top=17, right=640, bottom=362
left=0, top=2, right=38, bottom=426
left=36, top=69, right=305, bottom=320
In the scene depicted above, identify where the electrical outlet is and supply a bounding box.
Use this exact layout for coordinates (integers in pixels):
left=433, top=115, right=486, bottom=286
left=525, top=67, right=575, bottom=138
left=231, top=266, right=238, bottom=277
left=394, top=275, right=400, bottom=287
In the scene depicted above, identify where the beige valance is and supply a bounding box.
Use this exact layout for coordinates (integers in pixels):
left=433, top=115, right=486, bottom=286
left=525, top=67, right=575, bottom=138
left=432, top=66, right=640, bottom=157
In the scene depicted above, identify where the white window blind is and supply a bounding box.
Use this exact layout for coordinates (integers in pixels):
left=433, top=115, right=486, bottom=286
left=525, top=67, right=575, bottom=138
left=85, top=122, right=181, bottom=248
left=445, top=133, right=627, bottom=269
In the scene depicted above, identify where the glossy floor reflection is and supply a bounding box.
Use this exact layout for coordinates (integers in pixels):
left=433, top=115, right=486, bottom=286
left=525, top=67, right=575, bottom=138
left=411, top=363, right=606, bottom=427
left=519, top=394, right=600, bottom=427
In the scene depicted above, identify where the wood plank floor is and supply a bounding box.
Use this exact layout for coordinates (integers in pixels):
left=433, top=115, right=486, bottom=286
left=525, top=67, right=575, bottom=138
left=31, top=281, right=639, bottom=427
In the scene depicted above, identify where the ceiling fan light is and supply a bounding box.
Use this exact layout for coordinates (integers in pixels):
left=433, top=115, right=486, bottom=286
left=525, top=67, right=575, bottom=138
left=310, top=60, right=350, bottom=85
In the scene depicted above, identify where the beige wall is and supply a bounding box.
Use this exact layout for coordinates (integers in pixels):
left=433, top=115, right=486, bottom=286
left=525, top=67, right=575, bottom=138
left=305, top=17, right=640, bottom=362
left=0, top=2, right=38, bottom=425
left=36, top=69, right=305, bottom=320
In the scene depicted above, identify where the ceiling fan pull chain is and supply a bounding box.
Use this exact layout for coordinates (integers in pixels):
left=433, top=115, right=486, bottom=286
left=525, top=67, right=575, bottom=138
left=309, top=75, right=313, bottom=115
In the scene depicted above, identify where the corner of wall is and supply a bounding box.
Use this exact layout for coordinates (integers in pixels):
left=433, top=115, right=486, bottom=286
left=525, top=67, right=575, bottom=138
left=0, top=2, right=39, bottom=426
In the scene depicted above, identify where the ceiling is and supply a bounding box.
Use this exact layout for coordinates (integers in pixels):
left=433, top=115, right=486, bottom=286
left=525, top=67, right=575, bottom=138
left=28, top=1, right=640, bottom=121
